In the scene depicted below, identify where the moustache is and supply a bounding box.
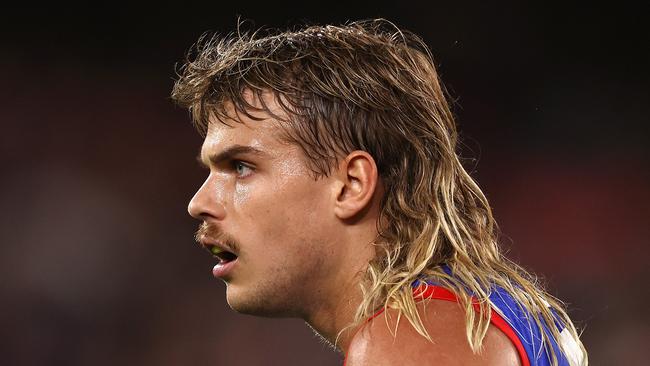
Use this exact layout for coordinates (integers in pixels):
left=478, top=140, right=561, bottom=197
left=194, top=222, right=240, bottom=253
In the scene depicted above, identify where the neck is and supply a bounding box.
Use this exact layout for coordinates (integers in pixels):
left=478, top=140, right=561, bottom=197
left=305, top=200, right=383, bottom=354
left=304, top=274, right=365, bottom=355
left=302, top=235, right=377, bottom=355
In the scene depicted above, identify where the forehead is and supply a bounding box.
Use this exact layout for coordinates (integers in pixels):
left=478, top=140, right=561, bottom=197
left=200, top=97, right=290, bottom=159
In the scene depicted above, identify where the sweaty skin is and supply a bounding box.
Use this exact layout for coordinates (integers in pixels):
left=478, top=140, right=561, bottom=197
left=345, top=300, right=522, bottom=366
left=188, top=93, right=380, bottom=350
left=188, top=94, right=521, bottom=364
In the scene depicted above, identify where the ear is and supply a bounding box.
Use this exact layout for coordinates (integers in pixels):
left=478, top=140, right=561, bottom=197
left=333, top=151, right=380, bottom=220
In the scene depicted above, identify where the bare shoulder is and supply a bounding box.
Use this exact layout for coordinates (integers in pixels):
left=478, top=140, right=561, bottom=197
left=345, top=299, right=522, bottom=366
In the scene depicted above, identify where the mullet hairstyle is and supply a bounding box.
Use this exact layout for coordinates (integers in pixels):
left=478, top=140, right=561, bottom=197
left=171, top=19, right=587, bottom=366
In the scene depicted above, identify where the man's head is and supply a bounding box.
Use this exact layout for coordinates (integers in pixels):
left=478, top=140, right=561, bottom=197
left=172, top=19, right=495, bottom=325
left=186, top=91, right=382, bottom=318
left=172, top=20, right=587, bottom=363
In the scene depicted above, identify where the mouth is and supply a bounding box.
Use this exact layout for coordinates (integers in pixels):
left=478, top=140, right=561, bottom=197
left=199, top=240, right=239, bottom=279
left=208, top=245, right=238, bottom=264
left=209, top=245, right=239, bottom=279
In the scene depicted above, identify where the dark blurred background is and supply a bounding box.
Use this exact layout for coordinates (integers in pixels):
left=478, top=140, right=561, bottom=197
left=0, top=1, right=647, bottom=365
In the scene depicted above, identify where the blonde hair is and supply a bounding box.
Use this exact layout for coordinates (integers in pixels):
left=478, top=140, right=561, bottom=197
left=172, top=19, right=587, bottom=365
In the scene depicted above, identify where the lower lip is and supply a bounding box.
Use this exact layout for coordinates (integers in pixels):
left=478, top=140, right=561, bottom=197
left=213, top=259, right=238, bottom=278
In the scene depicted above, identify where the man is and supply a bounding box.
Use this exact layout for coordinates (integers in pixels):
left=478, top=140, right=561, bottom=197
left=172, top=20, right=587, bottom=365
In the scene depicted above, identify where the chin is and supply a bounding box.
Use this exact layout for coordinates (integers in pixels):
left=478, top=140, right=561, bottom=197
left=225, top=284, right=300, bottom=318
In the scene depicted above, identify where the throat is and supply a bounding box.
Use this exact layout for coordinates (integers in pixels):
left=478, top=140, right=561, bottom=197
left=302, top=284, right=365, bottom=355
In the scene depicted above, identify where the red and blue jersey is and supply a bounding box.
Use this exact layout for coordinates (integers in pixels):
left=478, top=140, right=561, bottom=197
left=344, top=269, right=583, bottom=365
left=408, top=281, right=579, bottom=366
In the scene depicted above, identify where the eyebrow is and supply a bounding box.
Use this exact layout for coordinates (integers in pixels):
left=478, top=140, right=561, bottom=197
left=197, top=144, right=270, bottom=168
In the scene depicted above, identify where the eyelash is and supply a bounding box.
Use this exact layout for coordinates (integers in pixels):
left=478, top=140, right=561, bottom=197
left=232, top=160, right=254, bottom=178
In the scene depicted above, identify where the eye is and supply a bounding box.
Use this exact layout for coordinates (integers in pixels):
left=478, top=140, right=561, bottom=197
left=233, top=160, right=254, bottom=178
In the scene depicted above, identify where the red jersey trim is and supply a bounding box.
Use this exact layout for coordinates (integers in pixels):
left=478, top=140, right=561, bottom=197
left=343, top=284, right=529, bottom=366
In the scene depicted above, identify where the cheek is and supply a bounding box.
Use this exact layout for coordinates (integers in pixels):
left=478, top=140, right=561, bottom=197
left=233, top=182, right=251, bottom=207
left=231, top=171, right=333, bottom=258
left=265, top=191, right=332, bottom=264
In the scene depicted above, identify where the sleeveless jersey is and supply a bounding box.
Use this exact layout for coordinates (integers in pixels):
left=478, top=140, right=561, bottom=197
left=343, top=276, right=583, bottom=365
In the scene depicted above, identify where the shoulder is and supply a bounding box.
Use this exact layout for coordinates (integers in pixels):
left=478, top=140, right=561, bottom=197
left=345, top=299, right=522, bottom=366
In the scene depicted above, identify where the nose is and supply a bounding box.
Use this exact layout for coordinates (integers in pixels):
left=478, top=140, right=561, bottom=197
left=187, top=176, right=226, bottom=220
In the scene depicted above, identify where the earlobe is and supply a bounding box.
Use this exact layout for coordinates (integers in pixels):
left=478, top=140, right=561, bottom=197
left=333, top=151, right=379, bottom=220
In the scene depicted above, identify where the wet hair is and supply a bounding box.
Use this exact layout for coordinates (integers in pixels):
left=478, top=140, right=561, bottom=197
left=172, top=19, right=587, bottom=365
